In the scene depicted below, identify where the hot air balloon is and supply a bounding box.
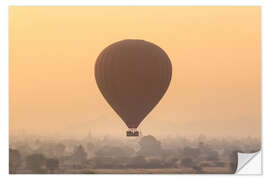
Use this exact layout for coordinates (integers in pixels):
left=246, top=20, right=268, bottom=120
left=95, top=39, right=172, bottom=136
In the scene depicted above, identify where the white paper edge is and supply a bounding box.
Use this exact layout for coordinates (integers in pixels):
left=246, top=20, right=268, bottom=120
left=236, top=150, right=262, bottom=174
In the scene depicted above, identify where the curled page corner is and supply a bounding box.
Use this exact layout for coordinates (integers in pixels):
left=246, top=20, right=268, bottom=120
left=235, top=150, right=262, bottom=174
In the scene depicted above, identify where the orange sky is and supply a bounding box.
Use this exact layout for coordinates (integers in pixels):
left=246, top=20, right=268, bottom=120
left=9, top=7, right=261, bottom=138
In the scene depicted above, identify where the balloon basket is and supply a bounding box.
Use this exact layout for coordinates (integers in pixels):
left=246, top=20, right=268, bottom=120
left=126, top=129, right=139, bottom=137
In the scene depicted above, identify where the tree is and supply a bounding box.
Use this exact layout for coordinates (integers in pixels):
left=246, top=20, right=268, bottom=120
left=54, top=143, right=66, bottom=157
left=205, top=150, right=219, bottom=161
left=181, top=146, right=200, bottom=159
left=163, top=157, right=178, bottom=168
left=46, top=158, right=59, bottom=171
left=86, top=142, right=95, bottom=152
left=72, top=145, right=88, bottom=163
left=137, top=135, right=162, bottom=156
left=92, top=156, right=122, bottom=169
left=215, top=161, right=225, bottom=167
left=146, top=158, right=164, bottom=168
left=229, top=151, right=238, bottom=173
left=128, top=155, right=147, bottom=168
left=26, top=153, right=46, bottom=170
left=192, top=165, right=203, bottom=173
left=95, top=145, right=134, bottom=158
left=181, top=157, right=194, bottom=168
left=9, top=148, right=22, bottom=173
left=86, top=142, right=96, bottom=158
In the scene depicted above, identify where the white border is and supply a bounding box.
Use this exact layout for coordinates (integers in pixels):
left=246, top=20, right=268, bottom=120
left=1, top=0, right=269, bottom=180
left=3, top=0, right=265, bottom=6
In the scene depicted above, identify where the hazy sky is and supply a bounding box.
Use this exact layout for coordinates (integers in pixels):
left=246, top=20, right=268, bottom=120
left=10, top=7, right=261, bottom=138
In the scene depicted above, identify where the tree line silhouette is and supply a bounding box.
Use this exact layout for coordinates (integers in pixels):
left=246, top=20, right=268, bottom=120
left=9, top=134, right=260, bottom=174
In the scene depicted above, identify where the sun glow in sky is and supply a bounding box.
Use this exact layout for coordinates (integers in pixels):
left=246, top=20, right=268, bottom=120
left=10, top=7, right=261, bottom=138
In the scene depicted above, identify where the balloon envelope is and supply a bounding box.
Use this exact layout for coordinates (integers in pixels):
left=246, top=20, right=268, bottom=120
left=95, top=39, right=172, bottom=128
